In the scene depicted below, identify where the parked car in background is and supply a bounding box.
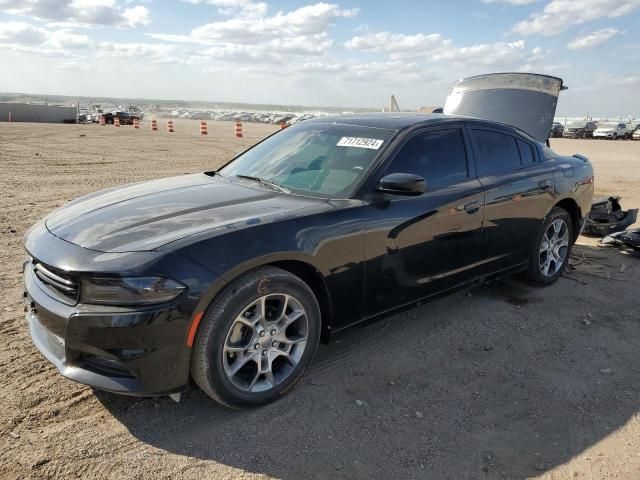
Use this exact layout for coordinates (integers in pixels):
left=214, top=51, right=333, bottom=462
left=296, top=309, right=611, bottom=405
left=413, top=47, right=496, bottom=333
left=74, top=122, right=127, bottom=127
left=628, top=123, right=640, bottom=139
left=593, top=122, right=629, bottom=140
left=550, top=122, right=564, bottom=138
left=101, top=111, right=139, bottom=125
left=563, top=121, right=597, bottom=139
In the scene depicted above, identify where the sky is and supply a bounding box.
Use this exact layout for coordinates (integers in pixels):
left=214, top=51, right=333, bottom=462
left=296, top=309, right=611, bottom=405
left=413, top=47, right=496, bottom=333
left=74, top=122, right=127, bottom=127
left=0, top=0, right=639, bottom=115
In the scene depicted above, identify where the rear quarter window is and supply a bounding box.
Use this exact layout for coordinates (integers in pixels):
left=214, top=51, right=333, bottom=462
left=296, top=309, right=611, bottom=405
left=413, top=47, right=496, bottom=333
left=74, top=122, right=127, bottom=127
left=517, top=139, right=536, bottom=165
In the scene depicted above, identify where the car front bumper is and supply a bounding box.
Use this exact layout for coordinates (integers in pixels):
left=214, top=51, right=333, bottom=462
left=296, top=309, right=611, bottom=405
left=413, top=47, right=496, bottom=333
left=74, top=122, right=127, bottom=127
left=593, top=132, right=615, bottom=138
left=24, top=261, right=193, bottom=396
left=21, top=222, right=217, bottom=397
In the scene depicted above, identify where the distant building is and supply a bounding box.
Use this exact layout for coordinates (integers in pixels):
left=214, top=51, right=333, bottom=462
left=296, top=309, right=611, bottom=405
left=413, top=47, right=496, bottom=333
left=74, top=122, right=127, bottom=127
left=0, top=102, right=77, bottom=123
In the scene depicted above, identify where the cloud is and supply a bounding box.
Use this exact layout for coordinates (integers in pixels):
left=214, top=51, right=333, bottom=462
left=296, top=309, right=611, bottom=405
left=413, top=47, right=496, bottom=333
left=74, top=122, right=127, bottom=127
left=345, top=30, right=542, bottom=67
left=600, top=74, right=640, bottom=86
left=190, top=3, right=359, bottom=42
left=0, top=21, right=48, bottom=44
left=431, top=40, right=535, bottom=66
left=0, top=21, right=85, bottom=57
left=568, top=28, right=622, bottom=49
left=482, top=0, right=540, bottom=4
left=345, top=31, right=449, bottom=55
left=0, top=20, right=90, bottom=52
left=121, top=5, right=150, bottom=27
left=149, top=2, right=358, bottom=63
left=181, top=0, right=268, bottom=17
left=0, top=0, right=151, bottom=28
left=511, top=0, right=640, bottom=36
left=50, top=29, right=91, bottom=48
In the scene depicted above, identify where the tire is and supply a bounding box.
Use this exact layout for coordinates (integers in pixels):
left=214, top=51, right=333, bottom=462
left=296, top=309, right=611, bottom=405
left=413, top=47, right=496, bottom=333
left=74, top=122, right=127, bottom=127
left=191, top=267, right=321, bottom=408
left=612, top=133, right=617, bottom=140
left=579, top=131, right=585, bottom=139
left=525, top=207, right=574, bottom=286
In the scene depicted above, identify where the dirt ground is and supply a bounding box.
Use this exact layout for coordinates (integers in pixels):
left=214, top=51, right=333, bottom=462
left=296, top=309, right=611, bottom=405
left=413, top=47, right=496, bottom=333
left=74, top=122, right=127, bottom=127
left=1, top=119, right=639, bottom=480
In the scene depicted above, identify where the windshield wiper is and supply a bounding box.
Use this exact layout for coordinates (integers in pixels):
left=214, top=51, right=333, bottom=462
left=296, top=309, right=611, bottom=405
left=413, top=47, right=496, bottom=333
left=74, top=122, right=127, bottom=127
left=235, top=175, right=291, bottom=194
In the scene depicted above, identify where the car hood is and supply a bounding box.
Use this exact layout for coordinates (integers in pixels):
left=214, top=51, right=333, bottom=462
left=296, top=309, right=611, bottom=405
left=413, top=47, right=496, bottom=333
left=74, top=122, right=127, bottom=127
left=45, top=173, right=326, bottom=253
left=443, top=73, right=566, bottom=143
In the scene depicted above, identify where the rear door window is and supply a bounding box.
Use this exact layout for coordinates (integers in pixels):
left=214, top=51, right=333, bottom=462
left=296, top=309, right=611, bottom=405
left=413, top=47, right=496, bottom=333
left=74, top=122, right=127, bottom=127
left=471, top=129, right=521, bottom=176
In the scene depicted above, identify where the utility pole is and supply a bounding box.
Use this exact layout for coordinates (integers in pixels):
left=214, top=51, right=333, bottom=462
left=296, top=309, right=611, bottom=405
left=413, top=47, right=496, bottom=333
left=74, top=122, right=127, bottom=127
left=389, top=95, right=400, bottom=112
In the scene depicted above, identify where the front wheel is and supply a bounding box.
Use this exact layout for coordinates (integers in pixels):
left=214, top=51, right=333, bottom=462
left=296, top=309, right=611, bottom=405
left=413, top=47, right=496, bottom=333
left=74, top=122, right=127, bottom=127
left=525, top=207, right=573, bottom=286
left=191, top=267, right=321, bottom=408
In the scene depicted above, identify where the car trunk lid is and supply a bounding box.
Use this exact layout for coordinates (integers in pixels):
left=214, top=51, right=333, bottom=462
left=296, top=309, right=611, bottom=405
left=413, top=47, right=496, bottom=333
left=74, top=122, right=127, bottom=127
left=443, top=73, right=566, bottom=143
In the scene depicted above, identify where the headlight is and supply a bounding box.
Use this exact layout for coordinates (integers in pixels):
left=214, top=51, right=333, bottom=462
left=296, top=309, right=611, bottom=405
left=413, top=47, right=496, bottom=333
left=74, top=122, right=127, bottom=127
left=81, top=276, right=186, bottom=306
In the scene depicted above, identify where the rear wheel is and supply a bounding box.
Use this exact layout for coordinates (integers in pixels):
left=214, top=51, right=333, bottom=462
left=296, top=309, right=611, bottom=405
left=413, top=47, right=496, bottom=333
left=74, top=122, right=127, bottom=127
left=191, top=267, right=321, bottom=408
left=526, top=207, right=573, bottom=286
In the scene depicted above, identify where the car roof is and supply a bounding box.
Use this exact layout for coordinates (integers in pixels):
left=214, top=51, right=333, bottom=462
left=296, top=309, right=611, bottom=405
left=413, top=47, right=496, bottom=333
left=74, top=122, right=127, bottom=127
left=302, top=112, right=537, bottom=142
left=304, top=112, right=463, bottom=130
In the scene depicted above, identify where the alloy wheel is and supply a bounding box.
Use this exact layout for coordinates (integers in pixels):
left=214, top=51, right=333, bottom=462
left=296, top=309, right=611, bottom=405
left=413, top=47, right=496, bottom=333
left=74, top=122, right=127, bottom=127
left=222, top=294, right=309, bottom=393
left=539, top=219, right=569, bottom=277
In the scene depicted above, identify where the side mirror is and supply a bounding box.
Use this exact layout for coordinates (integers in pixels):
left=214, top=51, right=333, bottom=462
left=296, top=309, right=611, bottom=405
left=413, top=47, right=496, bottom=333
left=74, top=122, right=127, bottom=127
left=376, top=173, right=426, bottom=196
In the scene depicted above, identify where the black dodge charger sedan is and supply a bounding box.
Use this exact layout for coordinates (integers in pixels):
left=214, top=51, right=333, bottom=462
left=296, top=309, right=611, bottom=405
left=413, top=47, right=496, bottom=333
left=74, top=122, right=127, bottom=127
left=23, top=74, right=594, bottom=408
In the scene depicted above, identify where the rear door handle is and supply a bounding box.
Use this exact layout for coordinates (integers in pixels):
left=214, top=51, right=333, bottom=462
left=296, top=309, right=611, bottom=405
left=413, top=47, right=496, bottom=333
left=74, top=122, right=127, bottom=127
left=539, top=180, right=553, bottom=191
left=463, top=201, right=481, bottom=214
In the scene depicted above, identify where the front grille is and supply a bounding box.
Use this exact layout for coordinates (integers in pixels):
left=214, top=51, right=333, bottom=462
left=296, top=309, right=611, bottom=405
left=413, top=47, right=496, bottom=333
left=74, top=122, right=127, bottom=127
left=33, top=261, right=79, bottom=302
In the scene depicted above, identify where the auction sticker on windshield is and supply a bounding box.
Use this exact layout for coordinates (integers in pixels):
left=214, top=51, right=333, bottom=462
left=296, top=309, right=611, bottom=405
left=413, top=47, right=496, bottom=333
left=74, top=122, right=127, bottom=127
left=337, top=137, right=384, bottom=150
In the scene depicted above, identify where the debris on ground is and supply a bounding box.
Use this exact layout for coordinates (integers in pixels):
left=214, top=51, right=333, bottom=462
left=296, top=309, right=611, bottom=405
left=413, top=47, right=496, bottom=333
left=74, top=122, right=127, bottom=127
left=601, top=228, right=640, bottom=253
left=565, top=246, right=633, bottom=281
left=584, top=197, right=638, bottom=237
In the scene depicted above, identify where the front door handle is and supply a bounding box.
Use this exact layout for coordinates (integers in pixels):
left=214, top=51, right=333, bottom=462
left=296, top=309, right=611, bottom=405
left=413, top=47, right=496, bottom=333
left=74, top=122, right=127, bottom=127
left=539, top=180, right=553, bottom=191
left=463, top=201, right=481, bottom=214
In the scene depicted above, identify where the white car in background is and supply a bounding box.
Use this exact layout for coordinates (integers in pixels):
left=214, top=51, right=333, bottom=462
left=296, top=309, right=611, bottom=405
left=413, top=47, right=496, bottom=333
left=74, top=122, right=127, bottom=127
left=633, top=128, right=640, bottom=140
left=593, top=122, right=629, bottom=139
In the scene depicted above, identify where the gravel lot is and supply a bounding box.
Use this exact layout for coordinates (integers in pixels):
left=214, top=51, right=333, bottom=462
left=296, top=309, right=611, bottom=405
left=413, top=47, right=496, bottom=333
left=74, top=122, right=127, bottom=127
left=1, top=119, right=639, bottom=479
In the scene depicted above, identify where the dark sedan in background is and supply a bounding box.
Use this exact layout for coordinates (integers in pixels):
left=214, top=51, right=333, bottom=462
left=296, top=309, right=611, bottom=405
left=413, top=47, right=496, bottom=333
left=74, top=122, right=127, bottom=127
left=102, top=111, right=139, bottom=125
left=550, top=122, right=564, bottom=138
left=23, top=73, right=594, bottom=408
left=563, top=121, right=598, bottom=139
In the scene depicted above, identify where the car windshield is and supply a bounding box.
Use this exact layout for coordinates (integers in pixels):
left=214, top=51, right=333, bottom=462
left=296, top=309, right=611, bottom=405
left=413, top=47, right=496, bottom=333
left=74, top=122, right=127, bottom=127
left=568, top=122, right=587, bottom=128
left=220, top=122, right=396, bottom=198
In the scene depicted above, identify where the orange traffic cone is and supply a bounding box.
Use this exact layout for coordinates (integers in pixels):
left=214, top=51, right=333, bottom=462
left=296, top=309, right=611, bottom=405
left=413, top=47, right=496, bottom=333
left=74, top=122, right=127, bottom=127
left=114, top=116, right=120, bottom=127
left=280, top=121, right=287, bottom=130
left=200, top=121, right=208, bottom=135
left=167, top=120, right=174, bottom=133
left=133, top=118, right=140, bottom=129
left=235, top=121, right=243, bottom=138
left=99, top=115, right=105, bottom=126
left=151, top=119, right=158, bottom=131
